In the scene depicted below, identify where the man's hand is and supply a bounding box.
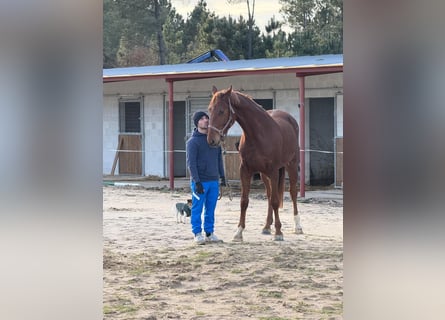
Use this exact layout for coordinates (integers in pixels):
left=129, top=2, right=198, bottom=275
left=195, top=182, right=204, bottom=194
left=220, top=177, right=226, bottom=187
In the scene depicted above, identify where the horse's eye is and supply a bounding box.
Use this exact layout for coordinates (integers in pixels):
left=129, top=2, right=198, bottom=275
left=218, top=109, right=224, bottom=115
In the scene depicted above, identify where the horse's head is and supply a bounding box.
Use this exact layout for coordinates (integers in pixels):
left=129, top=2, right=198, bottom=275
left=207, top=85, right=236, bottom=147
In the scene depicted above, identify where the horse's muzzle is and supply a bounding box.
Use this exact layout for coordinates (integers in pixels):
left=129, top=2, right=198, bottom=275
left=207, top=134, right=223, bottom=147
left=208, top=139, right=221, bottom=147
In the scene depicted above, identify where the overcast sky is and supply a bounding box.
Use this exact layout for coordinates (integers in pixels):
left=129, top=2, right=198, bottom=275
left=170, top=0, right=286, bottom=33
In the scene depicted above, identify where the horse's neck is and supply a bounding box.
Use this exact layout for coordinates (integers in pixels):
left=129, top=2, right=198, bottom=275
left=232, top=94, right=274, bottom=141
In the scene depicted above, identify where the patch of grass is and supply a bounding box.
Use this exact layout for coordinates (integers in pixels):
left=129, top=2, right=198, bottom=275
left=103, top=305, right=114, bottom=315
left=128, top=265, right=149, bottom=276
left=248, top=304, right=272, bottom=312
left=186, top=288, right=205, bottom=294
left=193, top=250, right=213, bottom=261
left=230, top=268, right=243, bottom=274
left=103, top=297, right=138, bottom=315
left=321, top=302, right=343, bottom=315
left=143, top=294, right=158, bottom=301
left=258, top=290, right=283, bottom=298
left=259, top=317, right=291, bottom=320
left=292, top=301, right=311, bottom=313
left=298, top=266, right=318, bottom=275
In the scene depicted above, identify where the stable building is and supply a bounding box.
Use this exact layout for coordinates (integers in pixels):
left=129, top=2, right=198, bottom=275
left=103, top=54, right=343, bottom=195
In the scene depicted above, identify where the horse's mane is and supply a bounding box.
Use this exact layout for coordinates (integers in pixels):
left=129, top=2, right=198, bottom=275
left=230, top=90, right=269, bottom=115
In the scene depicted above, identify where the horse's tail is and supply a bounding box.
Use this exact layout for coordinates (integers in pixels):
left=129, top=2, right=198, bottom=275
left=278, top=167, right=285, bottom=208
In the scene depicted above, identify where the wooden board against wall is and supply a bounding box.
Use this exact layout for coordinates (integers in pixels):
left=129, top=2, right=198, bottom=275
left=222, top=136, right=241, bottom=181
left=335, top=137, right=343, bottom=187
left=118, top=134, right=142, bottom=175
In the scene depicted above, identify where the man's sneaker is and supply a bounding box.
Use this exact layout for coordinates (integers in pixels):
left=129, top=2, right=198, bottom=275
left=205, top=233, right=223, bottom=243
left=194, top=233, right=205, bottom=245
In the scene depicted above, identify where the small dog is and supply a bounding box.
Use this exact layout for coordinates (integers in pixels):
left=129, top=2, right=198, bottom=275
left=174, top=199, right=192, bottom=224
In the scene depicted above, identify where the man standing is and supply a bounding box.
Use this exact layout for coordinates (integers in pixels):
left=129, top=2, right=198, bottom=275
left=186, top=111, right=226, bottom=245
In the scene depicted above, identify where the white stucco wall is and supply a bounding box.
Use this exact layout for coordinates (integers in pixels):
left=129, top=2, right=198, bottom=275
left=103, top=72, right=343, bottom=178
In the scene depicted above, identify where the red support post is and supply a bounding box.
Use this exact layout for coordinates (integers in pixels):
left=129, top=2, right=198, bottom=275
left=168, top=80, right=174, bottom=190
left=298, top=76, right=306, bottom=197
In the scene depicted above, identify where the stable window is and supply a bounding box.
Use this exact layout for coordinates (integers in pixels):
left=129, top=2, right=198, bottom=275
left=253, top=99, right=273, bottom=111
left=119, top=101, right=141, bottom=133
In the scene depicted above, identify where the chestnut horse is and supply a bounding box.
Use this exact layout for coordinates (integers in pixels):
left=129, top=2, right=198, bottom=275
left=207, top=86, right=303, bottom=241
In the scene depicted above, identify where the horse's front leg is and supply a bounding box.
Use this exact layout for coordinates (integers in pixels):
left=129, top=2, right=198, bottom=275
left=260, top=173, right=273, bottom=235
left=233, top=166, right=252, bottom=242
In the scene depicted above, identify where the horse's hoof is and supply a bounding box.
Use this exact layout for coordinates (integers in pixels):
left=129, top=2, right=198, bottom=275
left=262, top=229, right=271, bottom=235
left=294, top=228, right=304, bottom=234
left=232, top=236, right=243, bottom=242
left=233, top=227, right=244, bottom=242
left=274, top=234, right=284, bottom=241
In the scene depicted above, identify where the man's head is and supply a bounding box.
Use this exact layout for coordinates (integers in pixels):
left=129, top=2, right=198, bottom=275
left=193, top=111, right=209, bottom=127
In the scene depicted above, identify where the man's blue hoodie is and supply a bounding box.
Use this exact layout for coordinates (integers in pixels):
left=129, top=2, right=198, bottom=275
left=186, top=128, right=225, bottom=183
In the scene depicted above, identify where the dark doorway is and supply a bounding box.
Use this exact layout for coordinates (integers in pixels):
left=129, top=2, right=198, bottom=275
left=309, top=98, right=334, bottom=185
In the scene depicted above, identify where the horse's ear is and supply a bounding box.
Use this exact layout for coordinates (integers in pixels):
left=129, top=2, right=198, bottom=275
left=212, top=86, right=218, bottom=95
left=231, top=88, right=240, bottom=105
left=227, top=85, right=232, bottom=94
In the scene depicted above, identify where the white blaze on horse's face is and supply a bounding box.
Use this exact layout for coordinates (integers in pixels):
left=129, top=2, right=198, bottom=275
left=207, top=99, right=224, bottom=146
left=207, top=86, right=234, bottom=147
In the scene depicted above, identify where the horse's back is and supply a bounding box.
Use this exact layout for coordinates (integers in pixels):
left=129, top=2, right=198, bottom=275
left=267, top=110, right=299, bottom=141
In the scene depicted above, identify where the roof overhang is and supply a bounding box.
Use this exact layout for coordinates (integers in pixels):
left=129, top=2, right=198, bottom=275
left=103, top=55, right=343, bottom=83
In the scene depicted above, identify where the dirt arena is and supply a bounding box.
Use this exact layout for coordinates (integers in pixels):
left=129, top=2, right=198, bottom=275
left=103, top=184, right=343, bottom=319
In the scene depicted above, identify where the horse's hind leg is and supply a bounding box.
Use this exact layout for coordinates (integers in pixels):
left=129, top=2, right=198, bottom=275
left=272, top=168, right=285, bottom=241
left=287, top=157, right=303, bottom=234
left=260, top=173, right=273, bottom=235
left=259, top=170, right=284, bottom=240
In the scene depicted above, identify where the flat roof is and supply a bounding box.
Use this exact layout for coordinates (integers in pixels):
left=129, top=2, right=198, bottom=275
left=103, top=54, right=343, bottom=83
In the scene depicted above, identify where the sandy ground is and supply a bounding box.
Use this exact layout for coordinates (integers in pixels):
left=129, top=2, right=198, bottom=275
left=103, top=184, right=343, bottom=320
